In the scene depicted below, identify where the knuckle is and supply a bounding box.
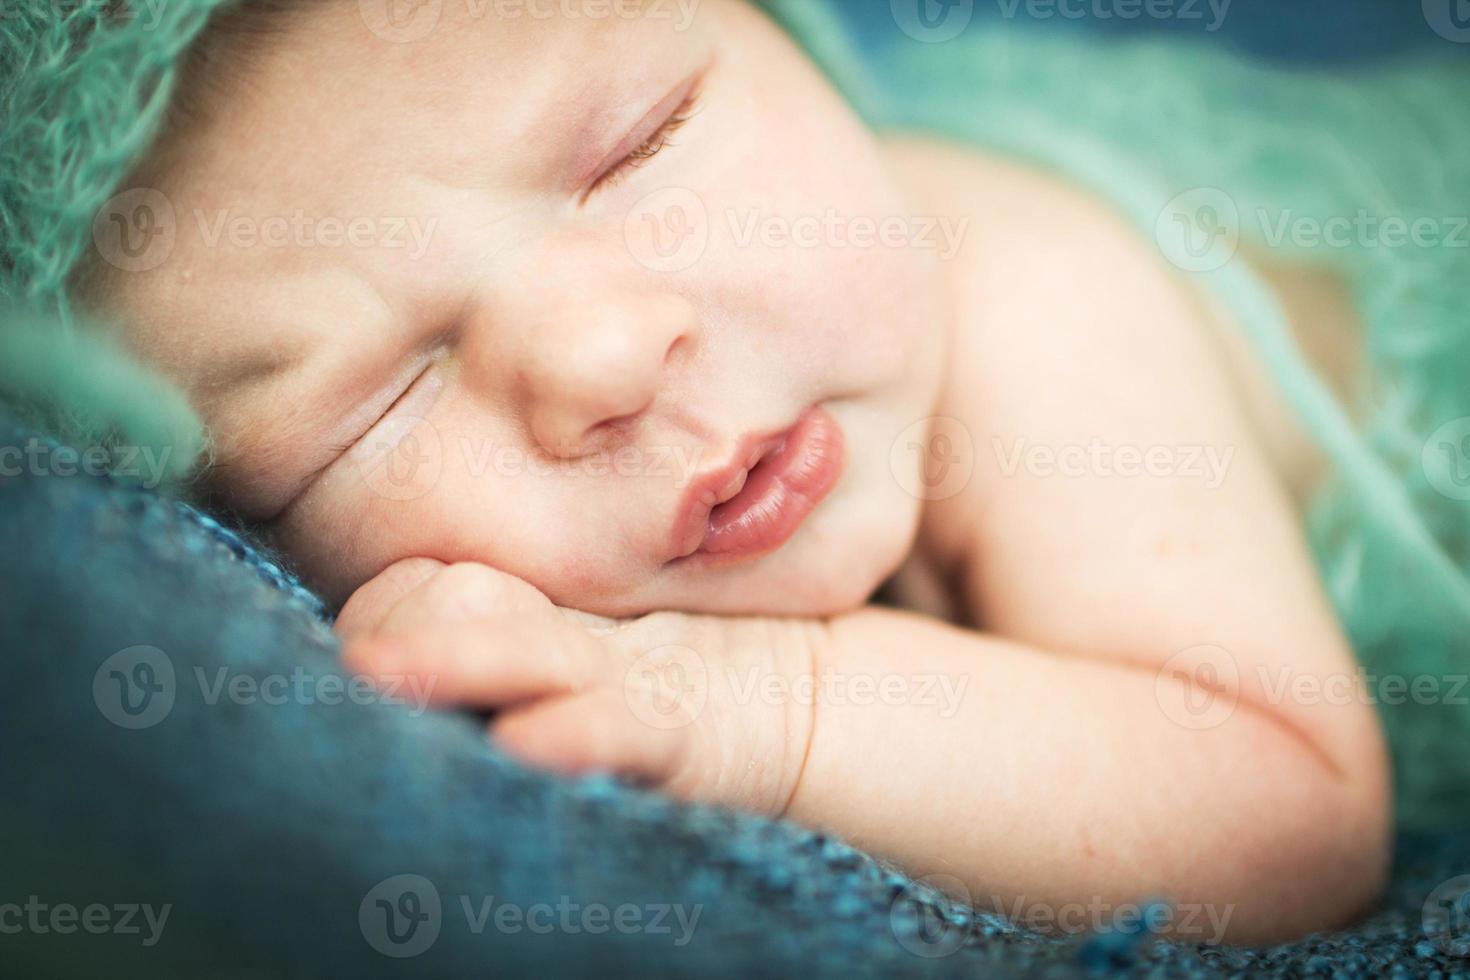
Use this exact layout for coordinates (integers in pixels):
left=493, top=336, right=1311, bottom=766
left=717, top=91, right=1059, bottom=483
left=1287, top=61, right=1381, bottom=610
left=435, top=562, right=548, bottom=612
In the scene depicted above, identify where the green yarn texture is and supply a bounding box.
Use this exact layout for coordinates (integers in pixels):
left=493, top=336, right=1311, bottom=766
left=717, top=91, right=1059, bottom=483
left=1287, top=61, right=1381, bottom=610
left=2, top=0, right=1467, bottom=825
left=0, top=0, right=228, bottom=475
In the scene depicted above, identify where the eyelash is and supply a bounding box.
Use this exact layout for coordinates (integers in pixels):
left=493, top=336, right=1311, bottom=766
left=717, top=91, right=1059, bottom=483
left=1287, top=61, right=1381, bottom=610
left=325, top=357, right=440, bottom=458
left=586, top=85, right=703, bottom=197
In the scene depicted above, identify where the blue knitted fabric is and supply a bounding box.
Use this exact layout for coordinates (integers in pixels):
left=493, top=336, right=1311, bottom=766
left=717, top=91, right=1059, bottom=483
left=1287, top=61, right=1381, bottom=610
left=4, top=407, right=1470, bottom=976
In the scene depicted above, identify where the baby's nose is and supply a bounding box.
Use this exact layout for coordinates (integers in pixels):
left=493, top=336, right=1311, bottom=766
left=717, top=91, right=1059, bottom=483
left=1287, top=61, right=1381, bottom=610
left=524, top=290, right=698, bottom=459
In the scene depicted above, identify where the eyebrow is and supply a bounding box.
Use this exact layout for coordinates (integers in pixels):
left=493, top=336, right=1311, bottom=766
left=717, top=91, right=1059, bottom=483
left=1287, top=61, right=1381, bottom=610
left=195, top=341, right=308, bottom=395
left=199, top=345, right=305, bottom=390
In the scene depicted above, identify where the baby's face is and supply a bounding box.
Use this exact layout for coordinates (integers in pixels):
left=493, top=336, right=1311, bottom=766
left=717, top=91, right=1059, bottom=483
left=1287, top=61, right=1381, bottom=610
left=101, top=0, right=947, bottom=617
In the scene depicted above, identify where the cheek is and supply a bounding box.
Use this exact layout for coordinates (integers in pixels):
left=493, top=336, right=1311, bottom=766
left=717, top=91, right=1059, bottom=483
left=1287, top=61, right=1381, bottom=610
left=270, top=403, right=663, bottom=607
left=708, top=62, right=937, bottom=384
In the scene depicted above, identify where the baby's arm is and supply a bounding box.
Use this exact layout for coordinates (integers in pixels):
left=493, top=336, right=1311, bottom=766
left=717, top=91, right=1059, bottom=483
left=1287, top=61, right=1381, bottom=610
left=821, top=139, right=1389, bottom=940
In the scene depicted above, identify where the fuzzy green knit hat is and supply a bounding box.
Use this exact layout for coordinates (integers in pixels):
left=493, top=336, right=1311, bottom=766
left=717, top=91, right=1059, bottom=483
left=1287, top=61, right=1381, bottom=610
left=0, top=0, right=243, bottom=479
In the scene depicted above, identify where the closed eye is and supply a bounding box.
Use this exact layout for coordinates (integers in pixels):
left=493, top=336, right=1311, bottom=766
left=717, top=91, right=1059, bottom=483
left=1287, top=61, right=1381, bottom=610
left=582, top=73, right=705, bottom=201
left=304, top=354, right=447, bottom=483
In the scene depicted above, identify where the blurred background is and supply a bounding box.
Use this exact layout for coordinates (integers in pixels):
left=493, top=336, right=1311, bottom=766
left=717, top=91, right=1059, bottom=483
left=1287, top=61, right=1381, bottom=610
left=835, top=0, right=1467, bottom=65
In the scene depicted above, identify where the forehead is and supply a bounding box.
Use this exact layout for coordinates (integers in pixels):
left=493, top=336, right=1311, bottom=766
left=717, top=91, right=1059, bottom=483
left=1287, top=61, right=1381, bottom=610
left=211, top=0, right=716, bottom=185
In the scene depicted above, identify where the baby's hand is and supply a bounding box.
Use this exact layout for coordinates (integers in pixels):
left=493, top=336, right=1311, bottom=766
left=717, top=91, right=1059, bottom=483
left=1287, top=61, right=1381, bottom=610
left=337, top=559, right=824, bottom=817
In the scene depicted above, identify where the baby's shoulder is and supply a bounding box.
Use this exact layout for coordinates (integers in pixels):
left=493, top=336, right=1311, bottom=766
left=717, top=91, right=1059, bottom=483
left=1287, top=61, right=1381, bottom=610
left=880, top=133, right=1169, bottom=302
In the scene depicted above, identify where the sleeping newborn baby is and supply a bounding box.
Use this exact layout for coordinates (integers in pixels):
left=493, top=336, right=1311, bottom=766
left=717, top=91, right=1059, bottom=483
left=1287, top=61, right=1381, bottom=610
left=83, top=0, right=1391, bottom=943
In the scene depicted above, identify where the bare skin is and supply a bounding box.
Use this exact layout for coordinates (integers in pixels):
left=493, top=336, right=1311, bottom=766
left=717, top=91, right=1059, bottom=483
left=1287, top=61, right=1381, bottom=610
left=93, top=0, right=1388, bottom=944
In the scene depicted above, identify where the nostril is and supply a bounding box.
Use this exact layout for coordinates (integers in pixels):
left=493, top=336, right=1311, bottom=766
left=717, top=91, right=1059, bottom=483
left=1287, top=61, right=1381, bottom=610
left=586, top=413, right=641, bottom=448
left=664, top=333, right=691, bottom=366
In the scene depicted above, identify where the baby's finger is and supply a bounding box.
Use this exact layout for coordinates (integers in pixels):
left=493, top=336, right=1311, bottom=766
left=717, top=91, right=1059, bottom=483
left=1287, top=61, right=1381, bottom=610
left=491, top=688, right=690, bottom=789
left=334, top=557, right=447, bottom=641
left=343, top=617, right=609, bottom=709
left=378, top=562, right=559, bottom=635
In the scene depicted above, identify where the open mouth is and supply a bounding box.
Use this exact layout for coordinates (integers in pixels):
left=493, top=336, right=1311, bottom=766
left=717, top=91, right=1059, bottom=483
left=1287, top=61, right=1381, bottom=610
left=669, top=406, right=845, bottom=566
